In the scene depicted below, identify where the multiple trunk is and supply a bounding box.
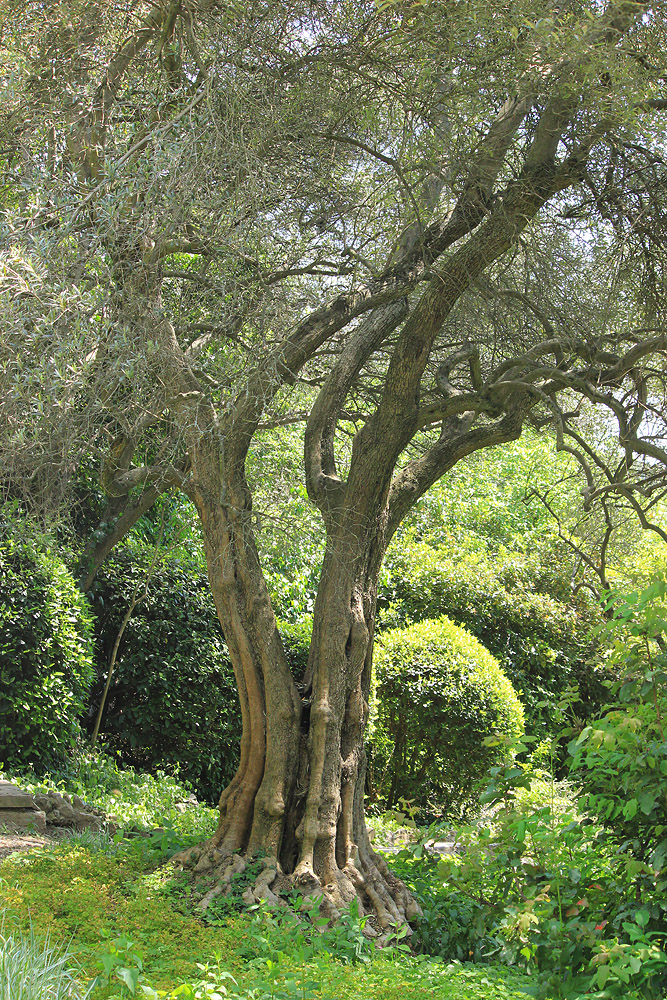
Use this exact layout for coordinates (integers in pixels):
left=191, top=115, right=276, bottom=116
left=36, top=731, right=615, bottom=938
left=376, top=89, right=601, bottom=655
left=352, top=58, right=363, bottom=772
left=133, top=76, right=588, bottom=924
left=175, top=423, right=418, bottom=931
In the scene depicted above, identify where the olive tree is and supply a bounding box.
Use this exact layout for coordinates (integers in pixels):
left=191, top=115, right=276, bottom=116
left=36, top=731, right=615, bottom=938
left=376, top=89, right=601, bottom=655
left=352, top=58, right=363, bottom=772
left=2, top=0, right=667, bottom=933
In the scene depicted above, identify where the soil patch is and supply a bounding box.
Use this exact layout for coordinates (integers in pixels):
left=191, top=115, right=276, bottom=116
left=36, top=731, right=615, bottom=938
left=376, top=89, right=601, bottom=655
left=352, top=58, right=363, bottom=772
left=0, top=828, right=73, bottom=862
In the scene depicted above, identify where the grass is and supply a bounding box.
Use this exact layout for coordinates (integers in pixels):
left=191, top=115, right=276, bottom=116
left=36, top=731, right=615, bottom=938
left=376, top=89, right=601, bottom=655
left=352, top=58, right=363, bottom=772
left=0, top=840, right=245, bottom=989
left=0, top=918, right=92, bottom=1000
left=0, top=757, right=553, bottom=999
left=0, top=837, right=546, bottom=1000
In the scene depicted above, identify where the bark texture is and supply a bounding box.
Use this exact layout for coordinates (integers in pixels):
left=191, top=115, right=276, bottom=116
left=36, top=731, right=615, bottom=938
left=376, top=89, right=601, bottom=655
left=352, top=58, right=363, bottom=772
left=172, top=421, right=420, bottom=932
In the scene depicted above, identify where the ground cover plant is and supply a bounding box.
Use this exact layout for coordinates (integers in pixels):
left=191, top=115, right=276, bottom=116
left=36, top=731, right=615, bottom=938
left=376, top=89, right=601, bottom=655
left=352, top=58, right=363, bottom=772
left=0, top=833, right=545, bottom=1000
left=0, top=760, right=547, bottom=1000
left=1, top=750, right=218, bottom=838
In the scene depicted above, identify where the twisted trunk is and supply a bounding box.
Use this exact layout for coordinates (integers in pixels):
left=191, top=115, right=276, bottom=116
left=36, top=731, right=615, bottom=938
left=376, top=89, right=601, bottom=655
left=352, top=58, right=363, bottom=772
left=293, top=525, right=417, bottom=927
left=190, top=436, right=301, bottom=859
left=177, top=439, right=416, bottom=931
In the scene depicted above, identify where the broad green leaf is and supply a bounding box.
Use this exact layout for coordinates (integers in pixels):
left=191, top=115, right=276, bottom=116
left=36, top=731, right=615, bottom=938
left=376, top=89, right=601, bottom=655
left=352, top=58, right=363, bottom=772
left=117, top=967, right=141, bottom=994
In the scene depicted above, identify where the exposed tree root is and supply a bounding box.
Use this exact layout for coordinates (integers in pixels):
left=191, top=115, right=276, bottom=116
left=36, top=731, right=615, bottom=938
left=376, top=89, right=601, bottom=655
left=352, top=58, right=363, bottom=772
left=171, top=840, right=421, bottom=943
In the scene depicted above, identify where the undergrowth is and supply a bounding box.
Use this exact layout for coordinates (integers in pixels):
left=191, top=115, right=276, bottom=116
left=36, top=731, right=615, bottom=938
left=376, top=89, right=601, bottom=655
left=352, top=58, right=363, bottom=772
left=0, top=918, right=93, bottom=1000
left=0, top=748, right=218, bottom=836
left=0, top=832, right=545, bottom=1000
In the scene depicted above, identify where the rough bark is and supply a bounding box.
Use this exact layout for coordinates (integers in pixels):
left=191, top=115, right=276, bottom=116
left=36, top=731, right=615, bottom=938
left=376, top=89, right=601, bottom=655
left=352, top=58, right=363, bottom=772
left=172, top=421, right=419, bottom=933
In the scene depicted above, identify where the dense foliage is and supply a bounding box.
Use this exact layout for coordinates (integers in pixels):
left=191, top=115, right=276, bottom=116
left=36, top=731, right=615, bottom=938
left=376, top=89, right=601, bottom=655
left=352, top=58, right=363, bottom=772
left=376, top=582, right=667, bottom=1000
left=2, top=748, right=218, bottom=837
left=371, top=617, right=524, bottom=818
left=391, top=765, right=666, bottom=1000
left=379, top=542, right=604, bottom=735
left=87, top=546, right=241, bottom=804
left=0, top=757, right=549, bottom=1000
left=0, top=507, right=94, bottom=771
left=1, top=2, right=667, bottom=990
left=568, top=581, right=667, bottom=912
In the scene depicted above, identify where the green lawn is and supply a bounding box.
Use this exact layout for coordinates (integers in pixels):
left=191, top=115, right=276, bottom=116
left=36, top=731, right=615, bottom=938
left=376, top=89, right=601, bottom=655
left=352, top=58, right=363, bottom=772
left=0, top=838, right=544, bottom=1000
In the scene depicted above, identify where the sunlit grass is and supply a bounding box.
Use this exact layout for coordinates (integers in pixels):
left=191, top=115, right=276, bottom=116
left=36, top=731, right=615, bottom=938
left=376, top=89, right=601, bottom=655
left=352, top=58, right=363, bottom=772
left=0, top=919, right=92, bottom=1000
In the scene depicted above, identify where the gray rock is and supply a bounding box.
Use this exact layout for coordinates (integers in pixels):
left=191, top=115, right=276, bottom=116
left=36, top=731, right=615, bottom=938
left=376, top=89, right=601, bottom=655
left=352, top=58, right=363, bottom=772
left=432, top=840, right=457, bottom=855
left=73, top=811, right=102, bottom=832
left=51, top=800, right=76, bottom=825
left=0, top=808, right=46, bottom=833
left=0, top=781, right=36, bottom=810
left=0, top=783, right=109, bottom=833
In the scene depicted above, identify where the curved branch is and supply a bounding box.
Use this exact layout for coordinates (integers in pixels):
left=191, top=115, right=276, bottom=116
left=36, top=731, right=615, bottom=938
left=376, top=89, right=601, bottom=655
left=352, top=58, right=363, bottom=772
left=305, top=299, right=408, bottom=510
left=387, top=403, right=530, bottom=537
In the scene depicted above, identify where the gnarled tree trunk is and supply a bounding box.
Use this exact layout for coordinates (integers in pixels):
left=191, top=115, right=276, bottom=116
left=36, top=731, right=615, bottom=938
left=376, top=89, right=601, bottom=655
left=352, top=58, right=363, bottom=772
left=177, top=445, right=418, bottom=933
left=96, top=0, right=656, bottom=936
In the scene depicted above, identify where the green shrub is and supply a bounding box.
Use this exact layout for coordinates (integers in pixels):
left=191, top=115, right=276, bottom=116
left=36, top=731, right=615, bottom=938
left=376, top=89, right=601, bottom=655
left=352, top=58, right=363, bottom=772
left=379, top=542, right=604, bottom=735
left=418, top=737, right=667, bottom=1000
left=88, top=547, right=241, bottom=804
left=0, top=507, right=94, bottom=771
left=371, top=616, right=524, bottom=819
left=568, top=580, right=667, bottom=878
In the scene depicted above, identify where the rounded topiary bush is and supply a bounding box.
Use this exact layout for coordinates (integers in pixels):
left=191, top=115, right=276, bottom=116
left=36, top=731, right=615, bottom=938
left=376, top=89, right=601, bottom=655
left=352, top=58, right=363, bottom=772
left=371, top=616, right=524, bottom=819
left=0, top=508, right=94, bottom=771
left=379, top=542, right=604, bottom=735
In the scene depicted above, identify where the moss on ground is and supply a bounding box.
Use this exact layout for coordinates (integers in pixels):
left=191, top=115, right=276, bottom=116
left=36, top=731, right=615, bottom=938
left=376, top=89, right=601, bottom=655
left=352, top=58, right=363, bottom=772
left=0, top=840, right=546, bottom=999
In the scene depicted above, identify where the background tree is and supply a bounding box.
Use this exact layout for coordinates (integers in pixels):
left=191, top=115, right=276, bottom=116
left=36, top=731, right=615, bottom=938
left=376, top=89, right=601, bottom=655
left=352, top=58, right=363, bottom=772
left=1, top=0, right=667, bottom=933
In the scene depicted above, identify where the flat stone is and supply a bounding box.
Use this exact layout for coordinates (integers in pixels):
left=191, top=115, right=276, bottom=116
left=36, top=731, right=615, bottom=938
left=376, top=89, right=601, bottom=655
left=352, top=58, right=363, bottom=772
left=432, top=840, right=457, bottom=854
left=0, top=808, right=46, bottom=834
left=0, top=781, right=36, bottom=810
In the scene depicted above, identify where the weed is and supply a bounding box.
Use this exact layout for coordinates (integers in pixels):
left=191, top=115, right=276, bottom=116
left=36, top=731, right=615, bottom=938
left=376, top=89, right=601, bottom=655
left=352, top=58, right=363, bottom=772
left=202, top=855, right=267, bottom=924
